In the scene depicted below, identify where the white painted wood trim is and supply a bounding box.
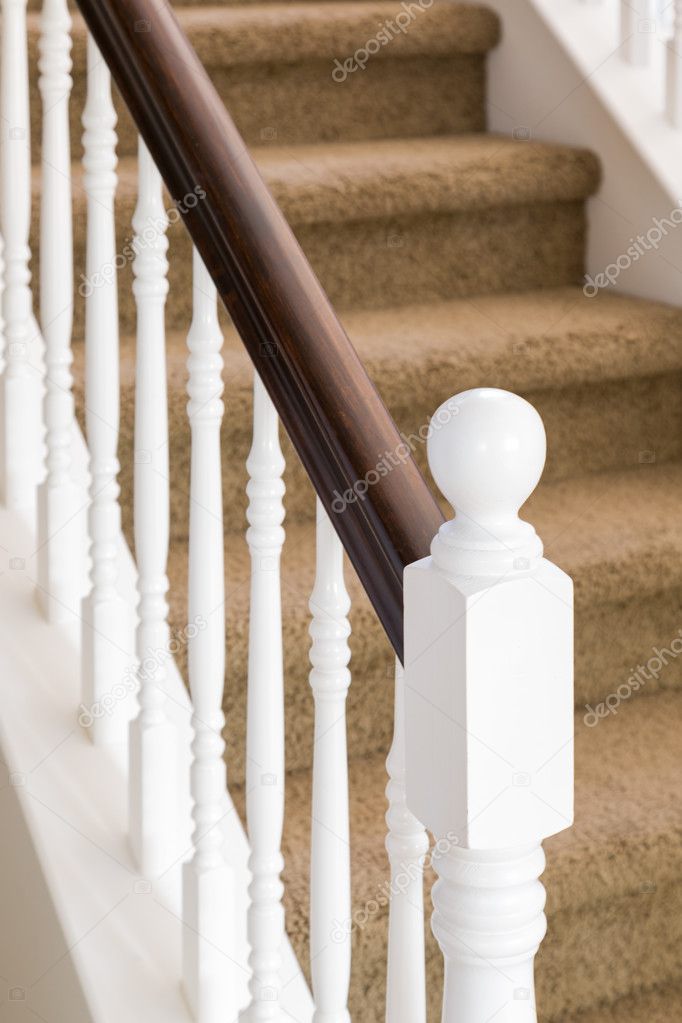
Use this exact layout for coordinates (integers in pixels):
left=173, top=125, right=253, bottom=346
left=182, top=248, right=236, bottom=1023
left=385, top=659, right=428, bottom=1023
left=0, top=0, right=43, bottom=515
left=242, top=374, right=287, bottom=1022
left=308, top=499, right=352, bottom=1023
left=0, top=417, right=313, bottom=1023
left=129, top=137, right=179, bottom=878
left=80, top=33, right=135, bottom=746
left=36, top=0, right=83, bottom=625
left=485, top=0, right=682, bottom=307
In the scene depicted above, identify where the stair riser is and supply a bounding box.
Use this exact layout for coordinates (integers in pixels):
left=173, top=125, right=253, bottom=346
left=32, top=198, right=588, bottom=339
left=27, top=28, right=487, bottom=163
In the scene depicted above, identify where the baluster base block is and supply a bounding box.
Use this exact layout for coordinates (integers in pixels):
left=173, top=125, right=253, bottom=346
left=37, top=479, right=86, bottom=623
left=129, top=715, right=179, bottom=876
left=80, top=592, right=135, bottom=744
left=182, top=859, right=236, bottom=1023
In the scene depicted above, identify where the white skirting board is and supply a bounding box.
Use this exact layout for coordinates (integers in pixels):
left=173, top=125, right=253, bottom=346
left=484, top=0, right=682, bottom=308
left=0, top=421, right=313, bottom=1023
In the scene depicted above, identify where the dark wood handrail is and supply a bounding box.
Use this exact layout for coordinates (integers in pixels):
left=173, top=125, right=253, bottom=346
left=74, top=0, right=445, bottom=661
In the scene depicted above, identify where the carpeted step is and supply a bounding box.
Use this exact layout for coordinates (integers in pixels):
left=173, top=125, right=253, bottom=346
left=86, top=287, right=682, bottom=542
left=26, top=2, right=499, bottom=163
left=157, top=460, right=682, bottom=781
left=563, top=982, right=682, bottom=1022
left=234, top=690, right=682, bottom=1021
left=32, top=136, right=599, bottom=337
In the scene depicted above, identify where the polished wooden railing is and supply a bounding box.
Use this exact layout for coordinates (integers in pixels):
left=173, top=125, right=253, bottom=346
left=73, top=0, right=444, bottom=662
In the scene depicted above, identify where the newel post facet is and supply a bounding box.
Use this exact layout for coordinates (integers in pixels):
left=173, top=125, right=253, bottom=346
left=404, top=388, right=574, bottom=1023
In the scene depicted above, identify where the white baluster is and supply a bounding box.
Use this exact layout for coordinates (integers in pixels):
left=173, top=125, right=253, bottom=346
left=666, top=2, right=682, bottom=126
left=241, top=374, right=286, bottom=1022
left=129, top=138, right=177, bottom=875
left=404, top=388, right=574, bottom=1023
left=80, top=35, right=133, bottom=745
left=621, top=0, right=655, bottom=65
left=182, top=249, right=235, bottom=1023
left=385, top=659, right=428, bottom=1023
left=36, top=0, right=80, bottom=622
left=309, top=498, right=351, bottom=1023
left=0, top=0, right=42, bottom=515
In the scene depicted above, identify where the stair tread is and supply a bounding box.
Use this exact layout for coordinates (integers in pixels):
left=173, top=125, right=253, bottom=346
left=28, top=1, right=500, bottom=65
left=37, top=133, right=600, bottom=232
left=250, top=134, right=601, bottom=224
left=112, top=283, right=682, bottom=378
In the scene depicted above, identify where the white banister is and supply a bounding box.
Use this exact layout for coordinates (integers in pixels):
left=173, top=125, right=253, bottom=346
left=129, top=137, right=177, bottom=875
left=404, top=388, right=573, bottom=1023
left=385, top=659, right=428, bottom=1023
left=666, top=2, right=682, bottom=126
left=36, top=0, right=78, bottom=622
left=242, top=374, right=287, bottom=1021
left=620, top=0, right=655, bottom=65
left=0, top=0, right=41, bottom=514
left=309, top=498, right=352, bottom=1023
left=182, top=248, right=235, bottom=1023
left=80, top=34, right=133, bottom=745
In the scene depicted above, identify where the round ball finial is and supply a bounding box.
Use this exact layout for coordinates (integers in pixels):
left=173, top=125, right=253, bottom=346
left=427, top=388, right=546, bottom=576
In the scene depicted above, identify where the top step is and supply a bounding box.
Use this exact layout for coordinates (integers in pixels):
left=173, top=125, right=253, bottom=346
left=26, top=3, right=501, bottom=159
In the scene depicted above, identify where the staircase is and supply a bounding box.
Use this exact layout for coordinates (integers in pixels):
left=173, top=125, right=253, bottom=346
left=19, top=0, right=682, bottom=1019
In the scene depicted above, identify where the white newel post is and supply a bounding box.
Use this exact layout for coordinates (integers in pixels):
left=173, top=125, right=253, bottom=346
left=309, top=498, right=352, bottom=1023
left=36, top=0, right=80, bottom=622
left=666, top=2, right=682, bottom=126
left=385, top=659, right=428, bottom=1023
left=620, top=0, right=655, bottom=65
left=129, top=138, right=178, bottom=875
left=242, top=374, right=287, bottom=1021
left=404, top=388, right=574, bottom=1023
left=80, top=35, right=133, bottom=744
left=182, top=248, right=235, bottom=1023
left=0, top=0, right=42, bottom=515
